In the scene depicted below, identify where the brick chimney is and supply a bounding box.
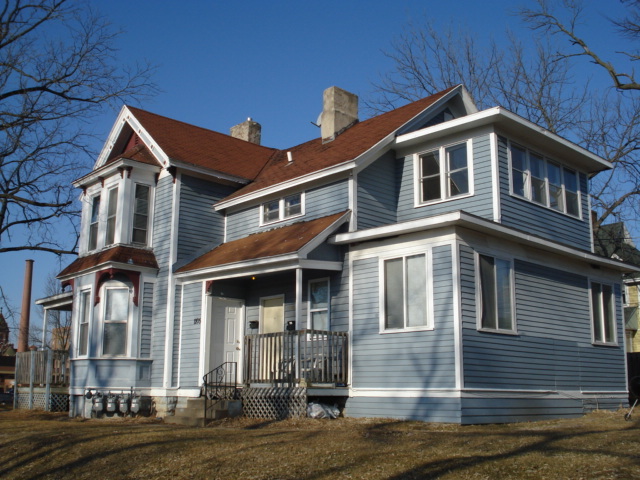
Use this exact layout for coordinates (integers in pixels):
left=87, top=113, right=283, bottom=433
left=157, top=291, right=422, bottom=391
left=230, top=118, right=261, bottom=145
left=320, top=86, right=358, bottom=143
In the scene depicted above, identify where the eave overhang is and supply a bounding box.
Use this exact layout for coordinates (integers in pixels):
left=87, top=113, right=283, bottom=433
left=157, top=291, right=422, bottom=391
left=57, top=245, right=159, bottom=281
left=395, top=107, right=611, bottom=174
left=332, top=211, right=637, bottom=273
left=34, top=291, right=74, bottom=311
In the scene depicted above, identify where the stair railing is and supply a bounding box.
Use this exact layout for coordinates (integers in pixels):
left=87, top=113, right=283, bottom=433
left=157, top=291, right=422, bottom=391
left=203, top=362, right=238, bottom=422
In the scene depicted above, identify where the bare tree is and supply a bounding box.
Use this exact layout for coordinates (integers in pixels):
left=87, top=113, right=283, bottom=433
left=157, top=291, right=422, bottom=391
left=0, top=0, right=155, bottom=257
left=35, top=272, right=71, bottom=351
left=521, top=0, right=640, bottom=91
left=367, top=7, right=640, bottom=238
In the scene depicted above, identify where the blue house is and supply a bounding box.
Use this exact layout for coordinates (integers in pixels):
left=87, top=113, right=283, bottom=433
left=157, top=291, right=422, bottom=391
left=57, top=85, right=632, bottom=423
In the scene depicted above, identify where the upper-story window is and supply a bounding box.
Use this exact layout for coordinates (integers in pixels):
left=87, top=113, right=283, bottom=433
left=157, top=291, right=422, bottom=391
left=83, top=177, right=154, bottom=253
left=510, top=142, right=581, bottom=218
left=261, top=192, right=304, bottom=224
left=88, top=196, right=100, bottom=251
left=105, top=187, right=118, bottom=246
left=132, top=184, right=150, bottom=246
left=77, top=289, right=92, bottom=357
left=416, top=140, right=472, bottom=205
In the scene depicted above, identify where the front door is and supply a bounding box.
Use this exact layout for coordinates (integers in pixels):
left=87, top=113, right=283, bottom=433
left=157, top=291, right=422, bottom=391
left=210, top=298, right=244, bottom=383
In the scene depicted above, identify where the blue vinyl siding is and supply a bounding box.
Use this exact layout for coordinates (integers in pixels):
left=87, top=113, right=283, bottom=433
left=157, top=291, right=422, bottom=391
left=139, top=282, right=154, bottom=358
left=461, top=250, right=626, bottom=393
left=350, top=244, right=456, bottom=390
left=171, top=285, right=182, bottom=387
left=150, top=175, right=173, bottom=386
left=396, top=134, right=494, bottom=223
left=244, top=273, right=296, bottom=334
left=179, top=282, right=202, bottom=387
left=357, top=151, right=398, bottom=229
left=226, top=180, right=349, bottom=242
left=498, top=136, right=592, bottom=250
left=346, top=396, right=462, bottom=423
left=177, top=175, right=235, bottom=262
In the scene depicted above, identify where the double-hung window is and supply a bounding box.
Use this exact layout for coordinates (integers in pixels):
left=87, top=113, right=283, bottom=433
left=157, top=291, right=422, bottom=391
left=88, top=195, right=100, bottom=251
left=478, top=254, right=515, bottom=333
left=103, top=287, right=129, bottom=356
left=509, top=142, right=581, bottom=217
left=261, top=192, right=304, bottom=224
left=591, top=281, right=617, bottom=345
left=105, top=187, right=118, bottom=246
left=309, top=279, right=330, bottom=331
left=77, top=290, right=91, bottom=356
left=382, top=253, right=430, bottom=331
left=418, top=141, right=470, bottom=204
left=132, top=184, right=150, bottom=245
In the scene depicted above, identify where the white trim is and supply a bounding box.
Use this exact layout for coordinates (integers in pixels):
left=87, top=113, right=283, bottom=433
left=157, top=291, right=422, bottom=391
left=163, top=172, right=181, bottom=388
left=475, top=252, right=517, bottom=335
left=259, top=191, right=306, bottom=226
left=331, top=210, right=636, bottom=273
left=452, top=241, right=463, bottom=390
left=489, top=132, right=501, bottom=223
left=295, top=268, right=302, bottom=329
left=378, top=248, right=434, bottom=333
left=176, top=284, right=185, bottom=388
left=589, top=278, right=619, bottom=346
left=198, top=282, right=207, bottom=383
left=347, top=252, right=354, bottom=395
left=396, top=107, right=610, bottom=173
left=349, top=386, right=629, bottom=398
left=349, top=172, right=356, bottom=232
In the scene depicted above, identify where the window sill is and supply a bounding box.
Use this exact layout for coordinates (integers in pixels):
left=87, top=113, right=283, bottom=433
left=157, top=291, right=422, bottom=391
left=260, top=212, right=305, bottom=227
left=379, top=326, right=434, bottom=334
left=414, top=192, right=474, bottom=209
left=477, top=327, right=519, bottom=336
left=591, top=341, right=619, bottom=348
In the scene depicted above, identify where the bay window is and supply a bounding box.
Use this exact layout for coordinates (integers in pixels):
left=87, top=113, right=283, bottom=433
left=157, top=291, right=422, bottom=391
left=105, top=187, right=118, bottom=246
left=103, top=286, right=129, bottom=356
left=77, top=290, right=91, bottom=356
left=88, top=196, right=100, bottom=251
left=132, top=184, right=150, bottom=245
left=509, top=142, right=581, bottom=217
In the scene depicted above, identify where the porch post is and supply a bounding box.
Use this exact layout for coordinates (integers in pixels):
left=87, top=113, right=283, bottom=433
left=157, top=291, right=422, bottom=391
left=42, top=309, right=48, bottom=348
left=295, top=268, right=302, bottom=382
left=45, top=348, right=53, bottom=411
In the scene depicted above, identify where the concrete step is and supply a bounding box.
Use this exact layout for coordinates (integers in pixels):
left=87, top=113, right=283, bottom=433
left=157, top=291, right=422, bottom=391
left=165, top=397, right=242, bottom=427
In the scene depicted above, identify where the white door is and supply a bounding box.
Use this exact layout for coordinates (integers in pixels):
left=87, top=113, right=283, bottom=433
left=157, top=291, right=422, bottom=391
left=210, top=298, right=244, bottom=383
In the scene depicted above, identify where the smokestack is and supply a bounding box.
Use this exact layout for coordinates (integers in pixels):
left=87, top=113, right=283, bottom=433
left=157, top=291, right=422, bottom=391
left=320, top=86, right=358, bottom=143
left=230, top=117, right=262, bottom=145
left=18, top=259, right=34, bottom=353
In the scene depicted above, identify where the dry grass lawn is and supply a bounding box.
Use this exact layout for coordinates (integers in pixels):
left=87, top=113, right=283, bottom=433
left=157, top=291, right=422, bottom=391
left=0, top=408, right=639, bottom=479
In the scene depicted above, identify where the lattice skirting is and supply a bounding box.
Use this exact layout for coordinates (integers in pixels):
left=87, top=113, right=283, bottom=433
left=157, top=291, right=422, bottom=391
left=16, top=392, right=69, bottom=412
left=242, top=387, right=307, bottom=419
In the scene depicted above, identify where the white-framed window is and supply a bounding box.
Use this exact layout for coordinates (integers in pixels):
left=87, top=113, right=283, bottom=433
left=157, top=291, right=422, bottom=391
left=77, top=290, right=92, bottom=356
left=380, top=252, right=432, bottom=332
left=509, top=141, right=581, bottom=218
left=132, top=183, right=150, bottom=245
left=105, top=187, right=118, bottom=246
left=590, top=280, right=617, bottom=345
left=308, top=278, right=330, bottom=331
left=88, top=195, right=100, bottom=251
left=477, top=253, right=516, bottom=333
left=416, top=140, right=472, bottom=205
left=102, top=286, right=130, bottom=356
left=261, top=192, right=304, bottom=224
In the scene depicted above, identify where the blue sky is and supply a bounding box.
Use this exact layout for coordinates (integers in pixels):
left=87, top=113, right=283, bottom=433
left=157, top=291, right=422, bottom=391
left=0, top=0, right=628, bottom=338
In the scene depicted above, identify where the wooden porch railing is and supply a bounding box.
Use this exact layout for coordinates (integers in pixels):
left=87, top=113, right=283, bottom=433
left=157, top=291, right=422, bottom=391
left=15, top=350, right=69, bottom=386
left=243, top=330, right=348, bottom=387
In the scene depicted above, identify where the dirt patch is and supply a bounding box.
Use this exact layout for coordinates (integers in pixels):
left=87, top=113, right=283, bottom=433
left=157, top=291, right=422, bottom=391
left=0, top=409, right=638, bottom=479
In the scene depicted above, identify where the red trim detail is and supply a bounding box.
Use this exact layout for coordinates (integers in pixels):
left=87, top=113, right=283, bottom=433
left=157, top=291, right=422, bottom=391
left=205, top=280, right=214, bottom=294
left=94, top=268, right=141, bottom=306
left=118, top=166, right=133, bottom=178
left=61, top=279, right=74, bottom=291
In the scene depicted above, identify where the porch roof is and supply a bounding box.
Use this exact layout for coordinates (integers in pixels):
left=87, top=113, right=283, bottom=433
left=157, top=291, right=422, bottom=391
left=175, top=211, right=349, bottom=276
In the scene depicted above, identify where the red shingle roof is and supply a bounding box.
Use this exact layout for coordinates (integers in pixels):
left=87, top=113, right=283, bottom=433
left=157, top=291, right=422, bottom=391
left=222, top=86, right=457, bottom=201
left=127, top=107, right=277, bottom=180
left=58, top=246, right=159, bottom=278
left=176, top=212, right=348, bottom=273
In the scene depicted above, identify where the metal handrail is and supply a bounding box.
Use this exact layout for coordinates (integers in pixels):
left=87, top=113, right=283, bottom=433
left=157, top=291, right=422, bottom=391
left=203, top=362, right=238, bottom=422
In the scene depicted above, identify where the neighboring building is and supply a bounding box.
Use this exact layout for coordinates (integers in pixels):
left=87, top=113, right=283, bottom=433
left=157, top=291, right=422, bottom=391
left=0, top=310, right=16, bottom=392
left=55, top=85, right=633, bottom=423
left=595, top=222, right=640, bottom=352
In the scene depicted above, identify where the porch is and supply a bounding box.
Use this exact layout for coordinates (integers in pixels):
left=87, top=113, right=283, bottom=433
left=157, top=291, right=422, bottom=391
left=243, top=329, right=348, bottom=388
